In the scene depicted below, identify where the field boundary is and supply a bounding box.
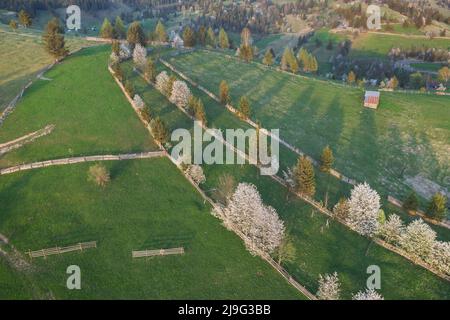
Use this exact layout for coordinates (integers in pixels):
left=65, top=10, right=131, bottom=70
left=27, top=241, right=97, bottom=259
left=137, top=61, right=450, bottom=282
left=110, top=65, right=318, bottom=300
left=132, top=247, right=184, bottom=258
left=0, top=151, right=165, bottom=175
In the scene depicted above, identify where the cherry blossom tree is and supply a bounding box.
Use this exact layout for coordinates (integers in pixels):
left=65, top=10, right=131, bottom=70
left=352, top=288, right=384, bottom=300
left=155, top=71, right=170, bottom=94
left=170, top=80, right=191, bottom=108
left=133, top=43, right=147, bottom=69
left=377, top=214, right=405, bottom=245
left=185, top=165, right=206, bottom=185
left=346, top=182, right=381, bottom=236
left=216, top=183, right=285, bottom=255
left=317, top=272, right=341, bottom=300
left=399, top=219, right=436, bottom=260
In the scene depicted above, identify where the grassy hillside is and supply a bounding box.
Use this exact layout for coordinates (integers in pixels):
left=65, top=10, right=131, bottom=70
left=0, top=45, right=158, bottom=168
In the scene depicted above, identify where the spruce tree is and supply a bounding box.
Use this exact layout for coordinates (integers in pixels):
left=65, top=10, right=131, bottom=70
left=206, top=27, right=216, bottom=47
left=183, top=26, right=196, bottom=47
left=114, top=16, right=126, bottom=39
left=218, top=28, right=229, bottom=49
left=100, top=18, right=114, bottom=39
left=403, top=191, right=419, bottom=211
left=427, top=193, right=447, bottom=221
left=195, top=98, right=207, bottom=126
left=42, top=18, right=68, bottom=61
left=295, top=156, right=316, bottom=197
left=144, top=57, right=156, bottom=82
left=197, top=25, right=207, bottom=46
left=18, top=9, right=32, bottom=28
left=262, top=49, right=273, bottom=66
left=151, top=117, right=169, bottom=144
left=320, top=145, right=334, bottom=173
left=219, top=80, right=230, bottom=104
left=127, top=21, right=146, bottom=47
left=155, top=20, right=167, bottom=42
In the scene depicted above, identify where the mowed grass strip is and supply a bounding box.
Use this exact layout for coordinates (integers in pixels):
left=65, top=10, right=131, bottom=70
left=0, top=159, right=304, bottom=299
left=167, top=50, right=450, bottom=208
left=0, top=46, right=158, bottom=168
left=122, top=59, right=450, bottom=299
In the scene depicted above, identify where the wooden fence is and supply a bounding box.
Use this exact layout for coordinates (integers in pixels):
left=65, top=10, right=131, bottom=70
left=27, top=241, right=97, bottom=259
left=0, top=151, right=165, bottom=175
left=132, top=247, right=184, bottom=258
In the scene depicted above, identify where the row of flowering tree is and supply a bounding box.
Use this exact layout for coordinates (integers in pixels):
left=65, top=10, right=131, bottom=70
left=316, top=272, right=384, bottom=300
left=333, top=182, right=450, bottom=276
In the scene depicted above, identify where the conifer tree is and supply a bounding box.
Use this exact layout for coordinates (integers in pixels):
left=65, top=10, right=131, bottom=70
left=206, top=27, right=216, bottom=47
left=113, top=16, right=126, bottom=39
left=320, top=146, right=334, bottom=173
left=183, top=26, right=196, bottom=47
left=100, top=18, right=114, bottom=39
left=155, top=20, right=167, bottom=42
left=127, top=21, right=146, bottom=47
left=295, top=156, right=316, bottom=197
left=262, top=49, right=274, bottom=66
left=42, top=18, right=68, bottom=61
left=403, top=192, right=419, bottom=211
left=144, top=57, right=156, bottom=82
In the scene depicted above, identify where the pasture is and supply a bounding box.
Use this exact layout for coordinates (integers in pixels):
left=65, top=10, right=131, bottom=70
left=167, top=50, right=450, bottom=210
left=0, top=24, right=94, bottom=111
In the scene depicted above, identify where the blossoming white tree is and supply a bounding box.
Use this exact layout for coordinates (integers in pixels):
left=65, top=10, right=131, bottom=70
left=430, top=241, right=450, bottom=275
left=352, top=288, right=384, bottom=300
left=169, top=80, right=191, bottom=108
left=185, top=164, right=206, bottom=185
left=346, top=182, right=380, bottom=236
left=217, top=183, right=285, bottom=255
left=377, top=214, right=405, bottom=244
left=155, top=71, right=170, bottom=94
left=133, top=43, right=147, bottom=69
left=317, top=272, right=341, bottom=300
left=399, top=219, right=436, bottom=260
